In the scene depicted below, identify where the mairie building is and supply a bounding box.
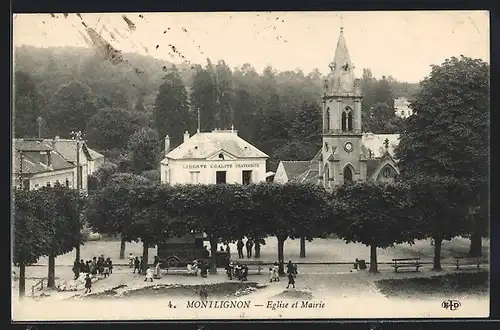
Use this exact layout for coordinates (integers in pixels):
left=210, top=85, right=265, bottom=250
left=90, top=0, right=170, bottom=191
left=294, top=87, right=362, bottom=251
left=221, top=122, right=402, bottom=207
left=160, top=129, right=269, bottom=185
left=275, top=27, right=400, bottom=188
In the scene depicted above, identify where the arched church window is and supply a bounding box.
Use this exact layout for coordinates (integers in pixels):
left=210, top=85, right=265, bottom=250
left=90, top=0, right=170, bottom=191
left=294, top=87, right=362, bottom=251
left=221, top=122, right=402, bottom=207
left=382, top=166, right=392, bottom=178
left=323, top=164, right=329, bottom=188
left=343, top=166, right=353, bottom=183
left=326, top=108, right=330, bottom=130
left=347, top=112, right=353, bottom=131
left=324, top=142, right=329, bottom=151
left=342, top=107, right=353, bottom=132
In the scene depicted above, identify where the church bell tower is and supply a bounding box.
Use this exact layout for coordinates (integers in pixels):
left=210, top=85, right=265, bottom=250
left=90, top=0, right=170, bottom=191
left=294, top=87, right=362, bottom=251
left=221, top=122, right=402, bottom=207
left=320, top=26, right=367, bottom=188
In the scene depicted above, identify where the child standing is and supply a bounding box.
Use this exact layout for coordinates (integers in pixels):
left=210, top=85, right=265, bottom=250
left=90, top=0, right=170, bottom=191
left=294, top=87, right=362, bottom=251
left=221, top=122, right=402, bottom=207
left=144, top=267, right=154, bottom=282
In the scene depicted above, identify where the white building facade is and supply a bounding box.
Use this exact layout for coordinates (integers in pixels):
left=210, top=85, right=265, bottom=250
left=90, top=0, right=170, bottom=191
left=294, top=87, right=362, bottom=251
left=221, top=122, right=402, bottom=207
left=394, top=97, right=413, bottom=118
left=160, top=130, right=268, bottom=185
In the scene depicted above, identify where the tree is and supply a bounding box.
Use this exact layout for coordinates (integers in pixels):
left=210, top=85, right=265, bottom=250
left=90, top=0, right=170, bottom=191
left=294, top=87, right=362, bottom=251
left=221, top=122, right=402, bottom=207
left=126, top=127, right=161, bottom=174
left=85, top=107, right=148, bottom=151
left=48, top=81, right=97, bottom=136
left=291, top=101, right=322, bottom=142
left=87, top=161, right=119, bottom=192
left=179, top=184, right=251, bottom=274
left=190, top=63, right=218, bottom=133
left=153, top=66, right=191, bottom=148
left=29, top=185, right=85, bottom=288
left=332, top=181, right=416, bottom=273
left=395, top=56, right=489, bottom=256
left=407, top=176, right=474, bottom=270
left=86, top=173, right=153, bottom=260
left=13, top=189, right=52, bottom=298
left=13, top=71, right=46, bottom=138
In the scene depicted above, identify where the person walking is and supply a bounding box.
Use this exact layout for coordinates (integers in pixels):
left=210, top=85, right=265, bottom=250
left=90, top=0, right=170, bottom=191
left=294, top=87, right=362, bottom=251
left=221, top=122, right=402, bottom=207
left=286, top=271, right=295, bottom=289
left=245, top=239, right=254, bottom=258
left=72, top=259, right=80, bottom=280
left=128, top=253, right=134, bottom=268
left=133, top=256, right=141, bottom=274
left=106, top=258, right=113, bottom=274
left=153, top=256, right=162, bottom=279
left=84, top=273, right=92, bottom=293
left=237, top=239, right=244, bottom=259
left=272, top=262, right=280, bottom=282
left=139, top=256, right=145, bottom=274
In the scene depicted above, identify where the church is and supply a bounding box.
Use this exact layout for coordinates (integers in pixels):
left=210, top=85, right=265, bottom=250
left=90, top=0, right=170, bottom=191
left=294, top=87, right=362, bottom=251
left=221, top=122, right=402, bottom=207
left=274, top=26, right=400, bottom=188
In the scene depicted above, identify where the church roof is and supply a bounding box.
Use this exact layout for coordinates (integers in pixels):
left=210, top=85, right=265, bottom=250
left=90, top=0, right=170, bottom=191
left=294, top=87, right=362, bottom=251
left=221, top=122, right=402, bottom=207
left=311, top=149, right=323, bottom=162
left=280, top=161, right=311, bottom=181
left=361, top=133, right=400, bottom=158
left=327, top=27, right=359, bottom=96
left=291, top=168, right=320, bottom=184
left=165, top=130, right=269, bottom=160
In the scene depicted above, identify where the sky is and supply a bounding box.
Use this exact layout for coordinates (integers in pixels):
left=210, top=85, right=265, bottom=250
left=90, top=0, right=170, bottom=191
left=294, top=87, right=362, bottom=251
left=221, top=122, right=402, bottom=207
left=13, top=11, right=489, bottom=83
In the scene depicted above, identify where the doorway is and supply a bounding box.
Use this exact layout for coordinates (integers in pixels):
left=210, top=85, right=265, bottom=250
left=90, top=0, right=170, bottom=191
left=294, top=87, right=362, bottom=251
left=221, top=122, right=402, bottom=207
left=344, top=166, right=353, bottom=183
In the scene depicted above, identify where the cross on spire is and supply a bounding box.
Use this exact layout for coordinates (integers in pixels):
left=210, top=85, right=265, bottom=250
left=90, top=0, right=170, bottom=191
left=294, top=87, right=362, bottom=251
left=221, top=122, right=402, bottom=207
left=384, top=138, right=390, bottom=150
left=340, top=15, right=344, bottom=33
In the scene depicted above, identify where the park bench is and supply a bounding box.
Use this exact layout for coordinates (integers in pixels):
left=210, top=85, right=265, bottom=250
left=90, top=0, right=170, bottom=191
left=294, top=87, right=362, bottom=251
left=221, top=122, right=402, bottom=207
left=391, top=258, right=422, bottom=273
left=455, top=257, right=483, bottom=271
left=240, top=260, right=264, bottom=275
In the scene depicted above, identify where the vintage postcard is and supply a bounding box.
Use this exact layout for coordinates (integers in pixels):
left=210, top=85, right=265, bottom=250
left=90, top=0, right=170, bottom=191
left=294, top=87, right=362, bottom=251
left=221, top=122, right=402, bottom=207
left=12, top=11, right=489, bottom=321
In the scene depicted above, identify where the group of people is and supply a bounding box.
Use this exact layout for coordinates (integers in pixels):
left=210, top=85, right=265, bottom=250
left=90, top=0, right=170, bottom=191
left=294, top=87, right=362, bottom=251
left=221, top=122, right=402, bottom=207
left=269, top=261, right=298, bottom=289
left=186, top=259, right=210, bottom=278
left=128, top=254, right=163, bottom=281
left=225, top=261, right=249, bottom=281
left=71, top=255, right=113, bottom=294
left=72, top=255, right=113, bottom=280
left=236, top=239, right=264, bottom=259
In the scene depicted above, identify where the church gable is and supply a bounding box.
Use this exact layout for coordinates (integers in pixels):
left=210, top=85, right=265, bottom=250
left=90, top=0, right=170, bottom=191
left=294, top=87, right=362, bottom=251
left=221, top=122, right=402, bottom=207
left=368, top=151, right=400, bottom=182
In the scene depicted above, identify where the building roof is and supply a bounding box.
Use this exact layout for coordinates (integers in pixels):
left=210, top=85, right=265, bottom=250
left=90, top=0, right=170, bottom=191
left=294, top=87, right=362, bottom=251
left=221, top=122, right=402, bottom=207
left=165, top=130, right=269, bottom=160
left=14, top=139, right=53, bottom=152
left=280, top=161, right=311, bottom=181
left=12, top=142, right=75, bottom=175
left=291, top=168, right=319, bottom=184
left=42, top=138, right=105, bottom=162
left=361, top=133, right=400, bottom=158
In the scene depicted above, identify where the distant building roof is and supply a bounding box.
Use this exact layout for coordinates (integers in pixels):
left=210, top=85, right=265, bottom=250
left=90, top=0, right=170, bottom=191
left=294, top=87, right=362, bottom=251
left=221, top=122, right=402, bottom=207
left=42, top=138, right=105, bottom=162
left=165, top=130, right=269, bottom=160
left=280, top=161, right=311, bottom=181
left=13, top=140, right=75, bottom=175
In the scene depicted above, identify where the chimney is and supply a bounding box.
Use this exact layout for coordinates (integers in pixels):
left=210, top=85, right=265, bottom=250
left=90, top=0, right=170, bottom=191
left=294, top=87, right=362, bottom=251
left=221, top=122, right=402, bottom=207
left=52, top=136, right=59, bottom=150
left=183, top=131, right=190, bottom=143
left=164, top=135, right=170, bottom=154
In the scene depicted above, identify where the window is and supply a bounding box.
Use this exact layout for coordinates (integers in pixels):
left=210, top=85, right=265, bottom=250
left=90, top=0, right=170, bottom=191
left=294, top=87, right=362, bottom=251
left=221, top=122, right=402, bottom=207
left=323, top=163, right=329, bottom=188
left=342, top=107, right=353, bottom=132
left=65, top=178, right=69, bottom=187
left=190, top=171, right=200, bottom=184
left=382, top=166, right=392, bottom=178
left=216, top=171, right=227, bottom=184
left=325, top=107, right=330, bottom=130
left=164, top=170, right=170, bottom=184
left=78, top=166, right=83, bottom=189
left=401, top=111, right=405, bottom=116
left=242, top=170, right=252, bottom=185
left=46, top=182, right=51, bottom=187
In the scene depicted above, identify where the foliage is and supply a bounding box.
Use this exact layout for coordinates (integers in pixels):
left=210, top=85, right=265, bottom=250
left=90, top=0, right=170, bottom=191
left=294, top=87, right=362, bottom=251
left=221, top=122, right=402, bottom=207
left=13, top=71, right=47, bottom=138
left=87, top=161, right=119, bottom=191
left=153, top=66, right=191, bottom=147
left=13, top=189, right=52, bottom=266
left=395, top=56, right=489, bottom=182
left=126, top=127, right=161, bottom=174
left=85, top=107, right=148, bottom=151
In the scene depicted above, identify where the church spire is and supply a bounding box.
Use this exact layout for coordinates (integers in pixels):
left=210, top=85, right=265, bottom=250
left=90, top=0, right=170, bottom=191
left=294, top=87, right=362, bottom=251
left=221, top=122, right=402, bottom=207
left=327, top=25, right=357, bottom=95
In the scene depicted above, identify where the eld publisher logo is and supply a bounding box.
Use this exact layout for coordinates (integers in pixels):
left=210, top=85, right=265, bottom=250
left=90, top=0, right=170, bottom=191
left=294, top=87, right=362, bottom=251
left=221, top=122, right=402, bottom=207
left=442, top=300, right=461, bottom=311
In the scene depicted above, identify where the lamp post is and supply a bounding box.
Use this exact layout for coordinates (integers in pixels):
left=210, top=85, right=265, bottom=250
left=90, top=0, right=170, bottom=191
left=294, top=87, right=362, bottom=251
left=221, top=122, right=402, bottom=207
left=18, top=150, right=24, bottom=190
left=70, top=130, right=83, bottom=262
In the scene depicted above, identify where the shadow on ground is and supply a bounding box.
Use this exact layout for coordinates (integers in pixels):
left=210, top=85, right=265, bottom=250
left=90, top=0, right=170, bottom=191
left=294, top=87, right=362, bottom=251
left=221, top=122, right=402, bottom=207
left=375, top=271, right=489, bottom=299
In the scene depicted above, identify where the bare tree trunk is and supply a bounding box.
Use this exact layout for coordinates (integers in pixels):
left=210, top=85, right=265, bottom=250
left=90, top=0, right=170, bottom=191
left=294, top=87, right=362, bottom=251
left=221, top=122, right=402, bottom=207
left=19, top=261, right=25, bottom=298
left=299, top=237, right=306, bottom=258
left=277, top=235, right=286, bottom=276
left=47, top=252, right=56, bottom=288
left=369, top=244, right=378, bottom=273
left=209, top=237, right=218, bottom=275
left=255, top=241, right=261, bottom=259
left=141, top=241, right=149, bottom=275
left=433, top=236, right=443, bottom=271
left=120, top=235, right=126, bottom=259
left=469, top=232, right=482, bottom=257
left=75, top=245, right=81, bottom=263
